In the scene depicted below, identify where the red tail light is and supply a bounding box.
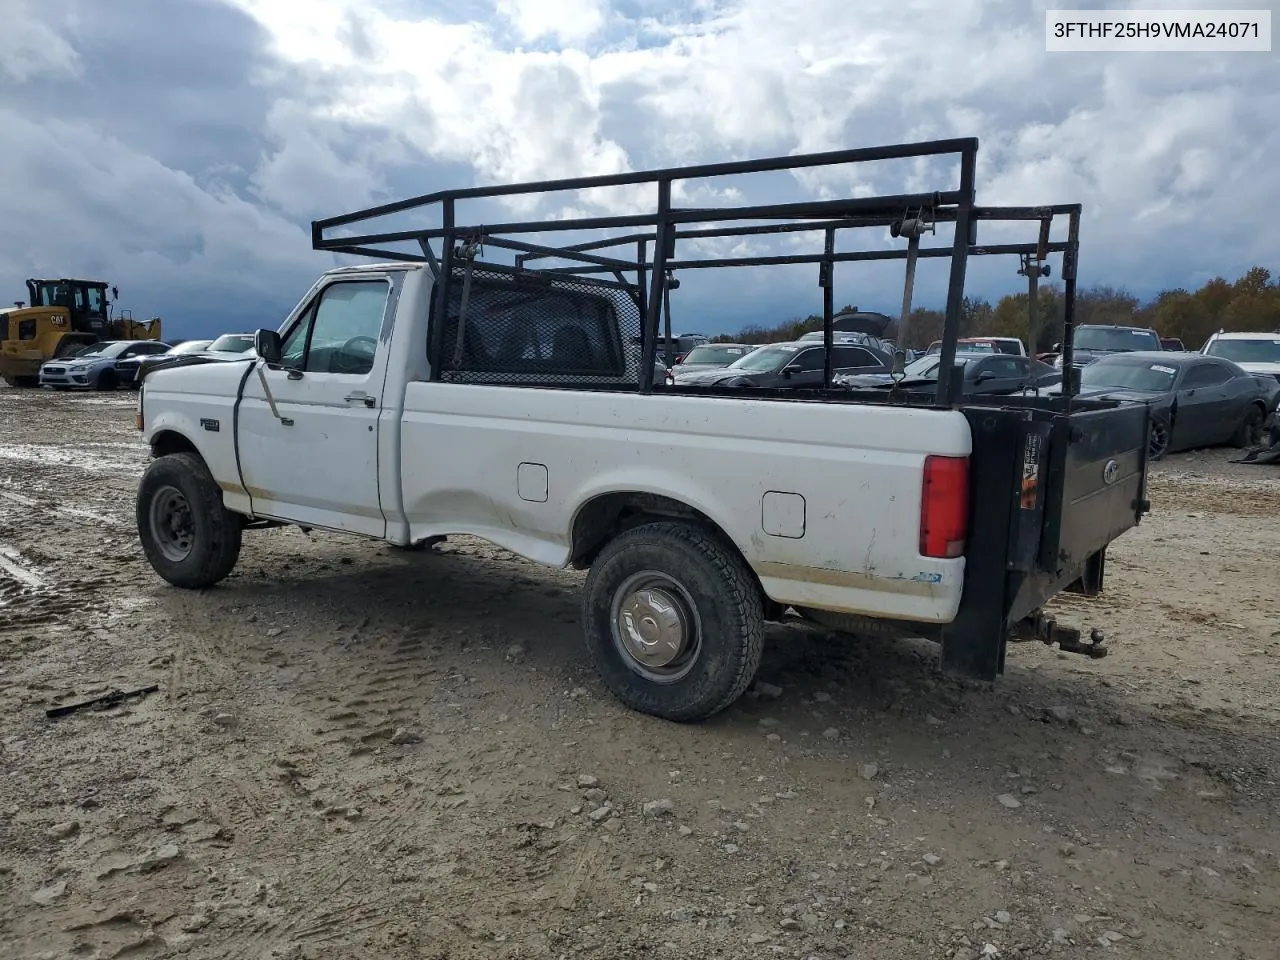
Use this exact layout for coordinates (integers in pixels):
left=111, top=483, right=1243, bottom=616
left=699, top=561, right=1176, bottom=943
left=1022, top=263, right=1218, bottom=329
left=919, top=455, right=969, bottom=559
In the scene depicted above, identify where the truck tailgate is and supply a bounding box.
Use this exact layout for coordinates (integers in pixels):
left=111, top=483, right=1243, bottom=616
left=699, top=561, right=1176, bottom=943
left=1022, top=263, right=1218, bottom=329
left=939, top=398, right=1151, bottom=679
left=1036, top=402, right=1149, bottom=581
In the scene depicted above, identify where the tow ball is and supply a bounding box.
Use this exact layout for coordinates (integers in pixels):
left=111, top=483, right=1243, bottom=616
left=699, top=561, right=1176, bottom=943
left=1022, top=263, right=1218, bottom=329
left=1009, top=611, right=1108, bottom=659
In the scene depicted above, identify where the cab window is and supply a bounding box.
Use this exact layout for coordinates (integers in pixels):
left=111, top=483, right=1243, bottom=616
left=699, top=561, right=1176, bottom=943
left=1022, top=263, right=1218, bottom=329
left=281, top=280, right=389, bottom=375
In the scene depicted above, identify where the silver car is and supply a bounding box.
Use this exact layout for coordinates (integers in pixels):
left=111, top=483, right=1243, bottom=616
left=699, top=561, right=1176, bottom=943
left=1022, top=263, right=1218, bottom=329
left=39, top=340, right=172, bottom=391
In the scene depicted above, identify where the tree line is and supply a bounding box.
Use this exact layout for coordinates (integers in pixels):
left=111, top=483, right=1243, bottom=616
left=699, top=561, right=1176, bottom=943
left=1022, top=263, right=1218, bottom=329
left=713, top=266, right=1280, bottom=352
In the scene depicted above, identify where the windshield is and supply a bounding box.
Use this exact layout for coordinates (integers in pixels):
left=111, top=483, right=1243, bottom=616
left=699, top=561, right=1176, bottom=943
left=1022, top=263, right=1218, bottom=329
left=75, top=341, right=125, bottom=359
left=1074, top=326, right=1161, bottom=352
left=1080, top=357, right=1178, bottom=392
left=902, top=352, right=985, bottom=379
left=1205, top=337, right=1280, bottom=363
left=728, top=345, right=798, bottom=372
left=209, top=334, right=255, bottom=353
left=681, top=344, right=753, bottom=365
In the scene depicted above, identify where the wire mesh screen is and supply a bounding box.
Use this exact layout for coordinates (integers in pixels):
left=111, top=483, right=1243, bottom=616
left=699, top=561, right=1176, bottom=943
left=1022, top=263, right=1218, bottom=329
left=430, top=264, right=648, bottom=387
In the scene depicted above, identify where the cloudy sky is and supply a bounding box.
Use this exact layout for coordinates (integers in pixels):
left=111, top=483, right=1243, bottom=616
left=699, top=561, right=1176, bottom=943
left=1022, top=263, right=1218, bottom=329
left=2, top=0, right=1276, bottom=339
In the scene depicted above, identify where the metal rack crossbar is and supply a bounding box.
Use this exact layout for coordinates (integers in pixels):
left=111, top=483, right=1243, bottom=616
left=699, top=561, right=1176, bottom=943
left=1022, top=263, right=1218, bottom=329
left=311, top=137, right=1083, bottom=408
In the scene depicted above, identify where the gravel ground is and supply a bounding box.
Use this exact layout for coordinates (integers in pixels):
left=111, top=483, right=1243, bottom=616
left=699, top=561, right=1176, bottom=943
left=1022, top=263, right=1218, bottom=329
left=1, top=387, right=1277, bottom=960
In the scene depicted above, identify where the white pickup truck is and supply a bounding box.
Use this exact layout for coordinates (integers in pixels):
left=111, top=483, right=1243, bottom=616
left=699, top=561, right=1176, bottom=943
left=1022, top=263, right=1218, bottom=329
left=133, top=139, right=1152, bottom=722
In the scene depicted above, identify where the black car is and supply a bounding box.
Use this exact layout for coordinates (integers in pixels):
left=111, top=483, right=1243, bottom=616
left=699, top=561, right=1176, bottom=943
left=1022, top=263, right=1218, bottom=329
left=1068, top=352, right=1279, bottom=459
left=1055, top=324, right=1163, bottom=370
left=671, top=340, right=889, bottom=388
left=796, top=329, right=894, bottom=360
left=839, top=351, right=1061, bottom=395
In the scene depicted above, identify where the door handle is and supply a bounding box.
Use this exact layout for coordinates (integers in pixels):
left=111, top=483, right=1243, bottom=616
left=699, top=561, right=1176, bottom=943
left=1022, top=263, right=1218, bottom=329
left=344, top=393, right=376, bottom=408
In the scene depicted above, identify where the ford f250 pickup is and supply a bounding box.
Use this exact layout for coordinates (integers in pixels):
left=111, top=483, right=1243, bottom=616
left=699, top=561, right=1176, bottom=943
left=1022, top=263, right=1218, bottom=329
left=133, top=138, right=1151, bottom=722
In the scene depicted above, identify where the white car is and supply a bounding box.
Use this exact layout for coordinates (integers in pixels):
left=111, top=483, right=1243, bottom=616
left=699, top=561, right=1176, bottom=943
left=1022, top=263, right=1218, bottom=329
left=1201, top=330, right=1280, bottom=384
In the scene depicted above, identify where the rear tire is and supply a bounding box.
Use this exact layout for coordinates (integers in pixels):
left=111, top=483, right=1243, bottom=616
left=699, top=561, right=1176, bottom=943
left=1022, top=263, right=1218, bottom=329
left=137, top=452, right=242, bottom=589
left=1148, top=412, right=1171, bottom=461
left=1231, top=405, right=1264, bottom=448
left=581, top=520, right=765, bottom=722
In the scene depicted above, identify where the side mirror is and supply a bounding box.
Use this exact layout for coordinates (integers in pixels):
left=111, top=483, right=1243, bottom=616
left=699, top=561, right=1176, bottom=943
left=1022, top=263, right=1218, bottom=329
left=254, top=328, right=283, bottom=366
left=1052, top=342, right=1062, bottom=352
left=975, top=371, right=997, bottom=383
left=782, top=363, right=802, bottom=377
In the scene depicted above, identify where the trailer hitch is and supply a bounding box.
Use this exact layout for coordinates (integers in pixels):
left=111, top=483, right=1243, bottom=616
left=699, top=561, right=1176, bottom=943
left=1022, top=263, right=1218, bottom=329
left=1009, top=611, right=1108, bottom=659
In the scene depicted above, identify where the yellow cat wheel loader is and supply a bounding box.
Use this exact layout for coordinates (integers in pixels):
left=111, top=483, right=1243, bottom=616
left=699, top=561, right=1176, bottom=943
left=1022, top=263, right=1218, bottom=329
left=0, top=278, right=162, bottom=387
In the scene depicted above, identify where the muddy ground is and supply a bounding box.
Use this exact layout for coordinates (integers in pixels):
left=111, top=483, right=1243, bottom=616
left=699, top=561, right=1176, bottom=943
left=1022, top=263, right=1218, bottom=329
left=1, top=387, right=1277, bottom=960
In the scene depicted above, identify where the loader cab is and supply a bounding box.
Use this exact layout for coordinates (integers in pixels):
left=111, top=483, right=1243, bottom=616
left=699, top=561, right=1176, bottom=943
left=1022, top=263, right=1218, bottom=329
left=26, top=278, right=115, bottom=336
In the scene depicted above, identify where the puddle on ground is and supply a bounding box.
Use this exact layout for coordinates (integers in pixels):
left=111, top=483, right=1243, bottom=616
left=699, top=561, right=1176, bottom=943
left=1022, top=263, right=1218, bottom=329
left=0, top=444, right=136, bottom=473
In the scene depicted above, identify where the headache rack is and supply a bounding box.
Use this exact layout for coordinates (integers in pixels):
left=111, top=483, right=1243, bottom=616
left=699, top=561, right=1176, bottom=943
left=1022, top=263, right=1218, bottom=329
left=311, top=136, right=1085, bottom=409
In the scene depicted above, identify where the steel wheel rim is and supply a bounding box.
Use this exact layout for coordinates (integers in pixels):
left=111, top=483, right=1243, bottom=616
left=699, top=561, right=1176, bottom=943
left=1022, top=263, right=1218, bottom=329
left=150, top=485, right=195, bottom=562
left=609, top=571, right=702, bottom=684
left=1149, top=420, right=1169, bottom=458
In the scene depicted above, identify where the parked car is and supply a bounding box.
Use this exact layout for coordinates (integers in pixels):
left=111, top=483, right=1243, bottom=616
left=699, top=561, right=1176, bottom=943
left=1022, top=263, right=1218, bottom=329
left=206, top=332, right=257, bottom=356
left=135, top=333, right=259, bottom=382
left=839, top=351, right=1060, bottom=395
left=1160, top=337, right=1187, bottom=351
left=39, top=339, right=173, bottom=391
left=1200, top=330, right=1280, bottom=383
left=1053, top=324, right=1162, bottom=370
left=670, top=340, right=890, bottom=388
left=927, top=336, right=1026, bottom=357
left=641, top=332, right=709, bottom=366
left=1062, top=352, right=1279, bottom=459
left=796, top=329, right=895, bottom=360
left=131, top=339, right=214, bottom=381
left=668, top=343, right=756, bottom=383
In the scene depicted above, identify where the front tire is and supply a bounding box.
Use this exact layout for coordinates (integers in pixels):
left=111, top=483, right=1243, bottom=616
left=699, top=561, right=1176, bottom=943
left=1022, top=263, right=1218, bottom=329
left=581, top=521, right=765, bottom=722
left=96, top=369, right=118, bottom=391
left=137, top=452, right=242, bottom=589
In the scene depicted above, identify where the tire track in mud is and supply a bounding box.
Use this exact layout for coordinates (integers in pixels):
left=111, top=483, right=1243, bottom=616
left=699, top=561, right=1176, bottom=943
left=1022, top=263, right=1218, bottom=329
left=137, top=547, right=602, bottom=958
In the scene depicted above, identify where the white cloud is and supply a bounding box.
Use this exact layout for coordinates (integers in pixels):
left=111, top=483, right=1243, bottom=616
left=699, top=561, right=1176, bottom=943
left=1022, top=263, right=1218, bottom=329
left=1, top=0, right=82, bottom=83
left=495, top=0, right=607, bottom=44
left=0, top=107, right=316, bottom=315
